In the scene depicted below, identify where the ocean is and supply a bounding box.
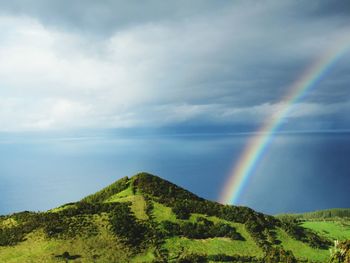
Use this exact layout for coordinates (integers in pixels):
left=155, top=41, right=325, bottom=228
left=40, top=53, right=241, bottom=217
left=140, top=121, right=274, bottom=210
left=0, top=131, right=349, bottom=215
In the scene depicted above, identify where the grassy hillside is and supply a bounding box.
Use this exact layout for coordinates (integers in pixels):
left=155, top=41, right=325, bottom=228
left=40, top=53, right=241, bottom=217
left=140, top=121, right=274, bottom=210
left=278, top=209, right=350, bottom=241
left=302, top=221, right=350, bottom=241
left=277, top=208, right=350, bottom=220
left=278, top=208, right=350, bottom=262
left=0, top=172, right=349, bottom=262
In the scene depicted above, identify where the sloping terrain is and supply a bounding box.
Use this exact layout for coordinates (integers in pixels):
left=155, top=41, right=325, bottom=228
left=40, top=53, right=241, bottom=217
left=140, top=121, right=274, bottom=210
left=0, top=173, right=348, bottom=262
left=278, top=208, right=350, bottom=262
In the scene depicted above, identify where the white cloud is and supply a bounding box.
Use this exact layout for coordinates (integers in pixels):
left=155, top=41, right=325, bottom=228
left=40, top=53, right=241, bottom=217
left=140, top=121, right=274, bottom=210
left=0, top=3, right=348, bottom=132
left=288, top=101, right=350, bottom=118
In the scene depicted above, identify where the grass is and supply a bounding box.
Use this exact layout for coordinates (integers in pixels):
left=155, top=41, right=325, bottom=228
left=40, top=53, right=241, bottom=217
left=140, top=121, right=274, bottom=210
left=105, top=194, right=148, bottom=220
left=153, top=206, right=264, bottom=259
left=277, top=208, right=350, bottom=220
left=131, top=248, right=156, bottom=263
left=49, top=204, right=77, bottom=213
left=103, top=185, right=148, bottom=220
left=152, top=202, right=177, bottom=222
left=164, top=236, right=263, bottom=259
left=0, top=216, right=131, bottom=263
left=0, top=209, right=345, bottom=263
left=0, top=230, right=61, bottom=263
left=111, top=186, right=134, bottom=198
left=301, top=220, right=350, bottom=241
left=162, top=213, right=264, bottom=258
left=276, top=228, right=330, bottom=262
left=2, top=171, right=347, bottom=263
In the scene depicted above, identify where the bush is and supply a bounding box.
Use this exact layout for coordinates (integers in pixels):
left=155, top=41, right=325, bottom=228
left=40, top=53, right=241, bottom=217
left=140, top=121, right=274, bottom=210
left=263, top=247, right=297, bottom=263
left=177, top=253, right=207, bottom=263
left=109, top=204, right=148, bottom=247
left=82, top=176, right=130, bottom=203
left=208, top=254, right=262, bottom=262
left=161, top=218, right=243, bottom=240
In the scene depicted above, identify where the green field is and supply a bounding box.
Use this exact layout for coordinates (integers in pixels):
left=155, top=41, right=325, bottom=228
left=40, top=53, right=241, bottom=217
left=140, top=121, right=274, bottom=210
left=276, top=228, right=330, bottom=262
left=302, top=220, right=350, bottom=241
left=0, top=226, right=132, bottom=263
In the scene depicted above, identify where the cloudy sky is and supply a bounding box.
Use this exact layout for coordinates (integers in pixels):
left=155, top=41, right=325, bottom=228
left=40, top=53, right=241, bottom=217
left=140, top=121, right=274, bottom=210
left=1, top=1, right=350, bottom=214
left=0, top=0, right=349, bottom=134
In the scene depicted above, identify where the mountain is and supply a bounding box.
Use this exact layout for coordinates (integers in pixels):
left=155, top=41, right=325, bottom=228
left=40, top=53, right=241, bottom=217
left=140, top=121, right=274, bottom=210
left=0, top=172, right=349, bottom=263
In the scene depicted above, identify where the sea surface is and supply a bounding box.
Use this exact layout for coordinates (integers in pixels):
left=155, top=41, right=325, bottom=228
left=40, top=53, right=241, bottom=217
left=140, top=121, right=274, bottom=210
left=0, top=131, right=349, bottom=215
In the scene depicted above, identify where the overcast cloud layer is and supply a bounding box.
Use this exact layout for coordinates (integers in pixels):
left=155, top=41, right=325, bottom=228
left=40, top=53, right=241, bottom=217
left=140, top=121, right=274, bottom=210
left=0, top=0, right=349, bottom=132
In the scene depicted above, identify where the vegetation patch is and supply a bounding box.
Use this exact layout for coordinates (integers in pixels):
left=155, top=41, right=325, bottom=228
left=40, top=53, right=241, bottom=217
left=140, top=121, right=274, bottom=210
left=276, top=228, right=330, bottom=262
left=163, top=236, right=264, bottom=259
left=302, top=220, right=350, bottom=241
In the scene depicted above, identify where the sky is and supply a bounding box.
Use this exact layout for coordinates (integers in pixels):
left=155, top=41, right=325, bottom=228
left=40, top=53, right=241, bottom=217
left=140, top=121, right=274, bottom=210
left=0, top=1, right=349, bottom=214
left=0, top=0, right=349, bottom=132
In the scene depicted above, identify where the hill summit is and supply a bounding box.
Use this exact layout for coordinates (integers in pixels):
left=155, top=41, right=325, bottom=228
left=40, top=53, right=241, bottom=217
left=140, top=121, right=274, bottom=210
left=0, top=172, right=348, bottom=262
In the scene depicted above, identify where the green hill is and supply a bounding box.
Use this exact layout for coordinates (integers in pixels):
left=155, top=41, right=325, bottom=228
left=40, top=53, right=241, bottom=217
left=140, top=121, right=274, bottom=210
left=277, top=208, right=350, bottom=262
left=277, top=208, right=350, bottom=220
left=0, top=172, right=349, bottom=262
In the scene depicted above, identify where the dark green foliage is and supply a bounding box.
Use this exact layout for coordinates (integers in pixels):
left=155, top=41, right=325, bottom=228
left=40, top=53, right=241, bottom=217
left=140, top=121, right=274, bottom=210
left=263, top=247, right=297, bottom=263
left=145, top=197, right=154, bottom=217
left=177, top=253, right=207, bottom=263
left=172, top=202, right=191, bottom=220
left=0, top=200, right=155, bottom=251
left=59, top=201, right=122, bottom=216
left=161, top=218, right=244, bottom=240
left=42, top=202, right=135, bottom=239
left=207, top=254, right=262, bottom=262
left=10, top=211, right=37, bottom=224
left=43, top=213, right=98, bottom=239
left=144, top=199, right=171, bottom=261
left=169, top=199, right=276, bottom=227
left=0, top=212, right=41, bottom=246
left=210, top=222, right=244, bottom=240
left=176, top=253, right=263, bottom=263
left=0, top=202, right=128, bottom=246
left=109, top=203, right=148, bottom=247
left=166, top=195, right=330, bottom=251
left=168, top=199, right=277, bottom=249
left=82, top=176, right=130, bottom=203
left=0, top=226, right=28, bottom=246
left=55, top=251, right=81, bottom=262
left=132, top=172, right=203, bottom=202
left=130, top=173, right=279, bottom=247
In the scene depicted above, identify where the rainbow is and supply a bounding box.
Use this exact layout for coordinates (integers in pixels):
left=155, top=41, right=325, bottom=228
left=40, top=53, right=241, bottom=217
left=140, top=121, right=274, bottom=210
left=219, top=36, right=350, bottom=205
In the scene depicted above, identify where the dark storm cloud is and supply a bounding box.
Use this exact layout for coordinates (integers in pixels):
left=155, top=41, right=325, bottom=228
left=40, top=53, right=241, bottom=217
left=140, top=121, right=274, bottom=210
left=0, top=0, right=349, bottom=132
left=307, top=0, right=350, bottom=18
left=0, top=0, right=348, bottom=35
left=0, top=0, right=231, bottom=35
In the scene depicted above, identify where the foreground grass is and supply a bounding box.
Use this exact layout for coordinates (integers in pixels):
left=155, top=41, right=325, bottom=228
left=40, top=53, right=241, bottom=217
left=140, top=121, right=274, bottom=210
left=152, top=202, right=177, bottom=222
left=276, top=228, right=330, bottom=262
left=0, top=214, right=132, bottom=263
left=131, top=249, right=156, bottom=263
left=301, top=220, right=350, bottom=241
left=0, top=231, right=131, bottom=263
